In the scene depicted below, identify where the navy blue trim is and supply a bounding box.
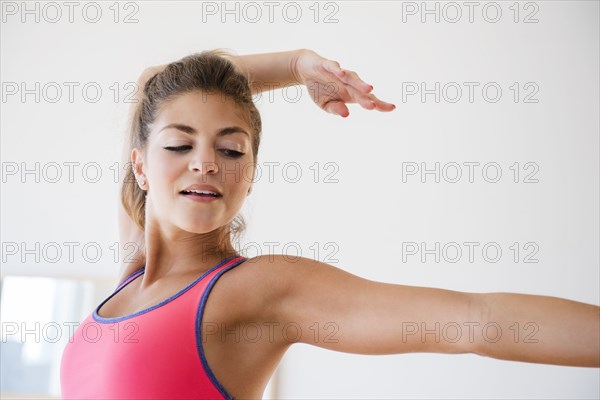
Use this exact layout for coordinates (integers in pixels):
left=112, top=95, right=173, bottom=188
left=114, top=267, right=146, bottom=292
left=92, top=256, right=242, bottom=324
left=196, top=256, right=248, bottom=400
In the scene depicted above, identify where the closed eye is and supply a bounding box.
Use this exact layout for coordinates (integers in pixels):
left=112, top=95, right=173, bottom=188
left=164, top=145, right=192, bottom=152
left=220, top=149, right=245, bottom=158
left=163, top=146, right=245, bottom=158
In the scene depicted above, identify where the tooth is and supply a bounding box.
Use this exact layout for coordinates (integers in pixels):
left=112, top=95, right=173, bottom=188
left=182, top=189, right=219, bottom=196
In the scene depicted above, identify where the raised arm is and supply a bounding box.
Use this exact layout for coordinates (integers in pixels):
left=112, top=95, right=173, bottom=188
left=234, top=49, right=395, bottom=116
left=116, top=70, right=152, bottom=283
left=133, top=50, right=303, bottom=94
left=260, top=255, right=599, bottom=367
left=116, top=52, right=305, bottom=282
left=117, top=49, right=396, bottom=283
left=132, top=49, right=395, bottom=115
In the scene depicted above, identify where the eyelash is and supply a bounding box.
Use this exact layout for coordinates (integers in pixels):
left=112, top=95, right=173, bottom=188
left=163, top=146, right=245, bottom=158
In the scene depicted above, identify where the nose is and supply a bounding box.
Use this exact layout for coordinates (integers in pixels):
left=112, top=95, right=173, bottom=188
left=189, top=148, right=218, bottom=175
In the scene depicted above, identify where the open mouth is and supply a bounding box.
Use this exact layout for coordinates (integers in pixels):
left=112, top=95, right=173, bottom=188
left=179, top=189, right=222, bottom=198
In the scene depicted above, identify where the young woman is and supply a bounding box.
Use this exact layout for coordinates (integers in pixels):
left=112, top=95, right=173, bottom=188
left=60, top=49, right=599, bottom=399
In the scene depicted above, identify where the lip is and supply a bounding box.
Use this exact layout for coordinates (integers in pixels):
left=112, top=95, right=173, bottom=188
left=180, top=184, right=222, bottom=196
left=180, top=192, right=221, bottom=203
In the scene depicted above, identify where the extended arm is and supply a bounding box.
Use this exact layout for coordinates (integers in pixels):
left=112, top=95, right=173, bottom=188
left=259, top=255, right=599, bottom=367
left=475, top=292, right=599, bottom=367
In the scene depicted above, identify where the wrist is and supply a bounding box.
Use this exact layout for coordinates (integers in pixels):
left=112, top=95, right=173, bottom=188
left=290, top=48, right=308, bottom=86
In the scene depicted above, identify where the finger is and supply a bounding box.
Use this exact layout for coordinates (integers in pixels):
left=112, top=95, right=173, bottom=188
left=323, top=60, right=344, bottom=78
left=338, top=69, right=373, bottom=93
left=323, top=100, right=350, bottom=118
left=346, top=85, right=378, bottom=110
left=369, top=95, right=397, bottom=112
left=346, top=85, right=396, bottom=112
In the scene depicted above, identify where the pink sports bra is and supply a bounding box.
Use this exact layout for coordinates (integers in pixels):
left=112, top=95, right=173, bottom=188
left=60, top=255, right=248, bottom=399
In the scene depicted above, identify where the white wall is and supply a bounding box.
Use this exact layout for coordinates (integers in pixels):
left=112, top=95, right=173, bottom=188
left=2, top=1, right=598, bottom=398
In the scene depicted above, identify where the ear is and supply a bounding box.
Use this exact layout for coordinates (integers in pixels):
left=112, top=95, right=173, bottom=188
left=131, top=148, right=147, bottom=190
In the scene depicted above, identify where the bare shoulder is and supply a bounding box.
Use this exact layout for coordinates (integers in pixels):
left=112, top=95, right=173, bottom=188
left=213, top=254, right=322, bottom=322
left=218, top=254, right=295, bottom=298
left=233, top=254, right=333, bottom=291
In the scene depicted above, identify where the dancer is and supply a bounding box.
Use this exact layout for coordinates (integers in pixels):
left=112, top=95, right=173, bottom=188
left=61, top=49, right=599, bottom=400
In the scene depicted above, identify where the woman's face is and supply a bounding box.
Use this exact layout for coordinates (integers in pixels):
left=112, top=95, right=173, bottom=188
left=133, top=90, right=255, bottom=234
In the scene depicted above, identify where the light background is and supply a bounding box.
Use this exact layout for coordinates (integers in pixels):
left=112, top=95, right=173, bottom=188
left=1, top=1, right=599, bottom=399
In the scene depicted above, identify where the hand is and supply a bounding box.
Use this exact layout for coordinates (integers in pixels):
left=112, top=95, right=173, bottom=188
left=292, top=49, right=396, bottom=117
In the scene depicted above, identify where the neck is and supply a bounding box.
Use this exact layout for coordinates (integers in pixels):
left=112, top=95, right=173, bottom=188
left=140, top=218, right=238, bottom=287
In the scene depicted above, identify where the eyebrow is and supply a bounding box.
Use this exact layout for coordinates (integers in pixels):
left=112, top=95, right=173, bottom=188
left=158, top=123, right=250, bottom=138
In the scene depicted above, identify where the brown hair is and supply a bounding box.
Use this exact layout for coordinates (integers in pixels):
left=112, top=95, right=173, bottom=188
left=121, top=49, right=262, bottom=257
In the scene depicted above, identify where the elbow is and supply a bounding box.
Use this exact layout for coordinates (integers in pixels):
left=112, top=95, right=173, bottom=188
left=430, top=292, right=492, bottom=357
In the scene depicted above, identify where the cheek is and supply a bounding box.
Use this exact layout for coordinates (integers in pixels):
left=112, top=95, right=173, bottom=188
left=220, top=162, right=250, bottom=195
left=148, top=151, right=182, bottom=190
left=222, top=157, right=255, bottom=185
